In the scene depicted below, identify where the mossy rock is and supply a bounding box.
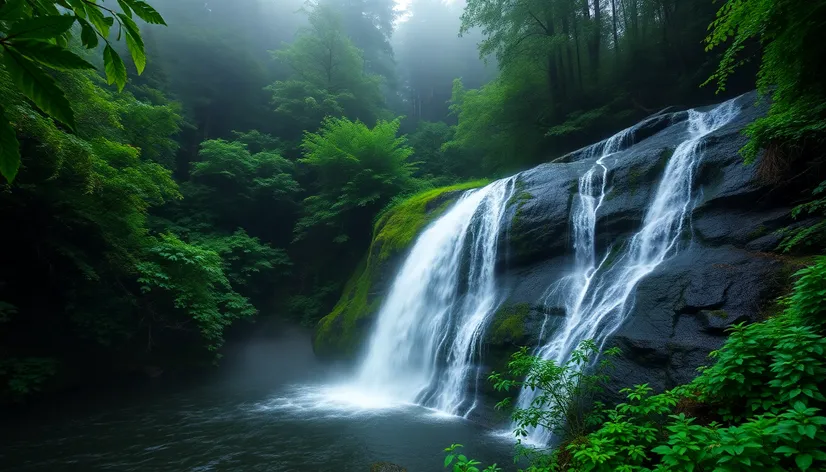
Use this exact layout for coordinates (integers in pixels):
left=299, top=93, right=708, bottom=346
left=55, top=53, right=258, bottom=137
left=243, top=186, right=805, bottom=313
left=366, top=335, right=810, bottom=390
left=487, top=302, right=531, bottom=346
left=312, top=180, right=490, bottom=359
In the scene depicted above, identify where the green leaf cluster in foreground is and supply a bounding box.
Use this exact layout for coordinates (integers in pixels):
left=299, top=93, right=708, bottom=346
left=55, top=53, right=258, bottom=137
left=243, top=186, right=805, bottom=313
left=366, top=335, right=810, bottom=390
left=0, top=0, right=165, bottom=182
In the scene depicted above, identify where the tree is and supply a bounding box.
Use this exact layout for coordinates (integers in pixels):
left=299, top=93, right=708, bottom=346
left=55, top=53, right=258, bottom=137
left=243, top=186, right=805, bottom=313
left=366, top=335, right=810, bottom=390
left=267, top=4, right=385, bottom=142
left=704, top=0, right=826, bottom=163
left=444, top=71, right=548, bottom=174
left=408, top=120, right=476, bottom=180
left=394, top=0, right=494, bottom=124
left=0, top=67, right=190, bottom=396
left=137, top=233, right=256, bottom=353
left=295, top=116, right=416, bottom=246
left=0, top=0, right=166, bottom=182
left=173, top=135, right=302, bottom=247
left=318, top=0, right=398, bottom=82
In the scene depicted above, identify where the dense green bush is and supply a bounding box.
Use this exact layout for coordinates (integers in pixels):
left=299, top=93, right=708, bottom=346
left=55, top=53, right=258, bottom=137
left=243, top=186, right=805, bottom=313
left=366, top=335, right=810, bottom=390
left=447, top=293, right=826, bottom=472
left=704, top=0, right=826, bottom=163
left=295, top=116, right=416, bottom=245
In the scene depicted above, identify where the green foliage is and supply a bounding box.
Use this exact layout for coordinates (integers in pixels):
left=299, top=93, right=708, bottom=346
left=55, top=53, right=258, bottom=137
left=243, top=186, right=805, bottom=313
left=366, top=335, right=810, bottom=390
left=445, top=71, right=549, bottom=174
left=372, top=179, right=489, bottom=261
left=444, top=444, right=502, bottom=472
left=267, top=4, right=385, bottom=138
left=194, top=229, right=291, bottom=295
left=192, top=138, right=300, bottom=206
left=295, top=116, right=416, bottom=245
left=779, top=181, right=826, bottom=253
left=0, top=358, right=58, bottom=397
left=0, top=0, right=166, bottom=182
left=408, top=121, right=477, bottom=180
left=781, top=256, right=826, bottom=329
left=137, top=234, right=256, bottom=352
left=704, top=0, right=826, bottom=162
left=491, top=341, right=621, bottom=442
left=691, top=317, right=826, bottom=421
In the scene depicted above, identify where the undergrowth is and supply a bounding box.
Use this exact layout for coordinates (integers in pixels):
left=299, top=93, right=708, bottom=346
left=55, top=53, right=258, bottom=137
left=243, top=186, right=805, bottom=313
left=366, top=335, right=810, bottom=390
left=445, top=258, right=826, bottom=472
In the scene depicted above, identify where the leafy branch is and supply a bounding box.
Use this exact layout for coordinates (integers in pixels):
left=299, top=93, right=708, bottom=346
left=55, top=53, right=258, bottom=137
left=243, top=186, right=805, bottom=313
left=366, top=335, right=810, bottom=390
left=0, top=0, right=166, bottom=183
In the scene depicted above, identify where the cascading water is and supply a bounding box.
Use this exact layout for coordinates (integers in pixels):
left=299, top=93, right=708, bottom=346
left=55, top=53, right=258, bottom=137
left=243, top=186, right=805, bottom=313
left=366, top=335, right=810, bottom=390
left=516, top=99, right=740, bottom=445
left=351, top=177, right=516, bottom=416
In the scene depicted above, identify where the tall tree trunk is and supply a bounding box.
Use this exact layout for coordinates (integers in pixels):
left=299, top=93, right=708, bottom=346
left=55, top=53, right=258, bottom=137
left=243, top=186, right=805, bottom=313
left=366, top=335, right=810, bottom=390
left=573, top=18, right=584, bottom=90
left=589, top=0, right=602, bottom=75
left=611, top=0, right=620, bottom=59
left=562, top=15, right=576, bottom=93
left=547, top=53, right=561, bottom=107
left=542, top=8, right=561, bottom=111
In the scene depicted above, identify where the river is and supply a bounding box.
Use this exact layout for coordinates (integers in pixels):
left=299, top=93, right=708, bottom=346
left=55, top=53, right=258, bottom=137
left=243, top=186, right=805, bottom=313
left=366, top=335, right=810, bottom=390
left=0, top=323, right=515, bottom=471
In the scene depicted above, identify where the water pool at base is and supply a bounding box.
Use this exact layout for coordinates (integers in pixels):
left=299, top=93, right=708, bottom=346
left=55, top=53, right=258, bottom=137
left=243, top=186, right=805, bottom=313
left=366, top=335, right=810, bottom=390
left=0, top=326, right=515, bottom=472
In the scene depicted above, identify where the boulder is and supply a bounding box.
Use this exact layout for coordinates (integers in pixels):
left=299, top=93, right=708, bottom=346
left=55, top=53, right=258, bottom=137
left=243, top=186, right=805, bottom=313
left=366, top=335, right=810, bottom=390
left=481, top=90, right=796, bottom=403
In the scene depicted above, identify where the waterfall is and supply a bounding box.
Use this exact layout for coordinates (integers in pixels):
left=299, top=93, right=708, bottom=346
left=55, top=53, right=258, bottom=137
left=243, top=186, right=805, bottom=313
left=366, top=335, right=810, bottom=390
left=516, top=99, right=740, bottom=445
left=352, top=177, right=516, bottom=416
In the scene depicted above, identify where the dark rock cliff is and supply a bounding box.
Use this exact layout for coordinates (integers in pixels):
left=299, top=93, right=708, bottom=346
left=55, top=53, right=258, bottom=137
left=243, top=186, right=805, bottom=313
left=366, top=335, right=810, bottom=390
left=486, top=91, right=798, bottom=404
left=314, top=91, right=804, bottom=418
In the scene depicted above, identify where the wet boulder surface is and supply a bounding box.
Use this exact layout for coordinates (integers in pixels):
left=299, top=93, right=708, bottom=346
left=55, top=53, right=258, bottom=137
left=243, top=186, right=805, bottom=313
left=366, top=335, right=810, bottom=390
left=483, top=91, right=800, bottom=404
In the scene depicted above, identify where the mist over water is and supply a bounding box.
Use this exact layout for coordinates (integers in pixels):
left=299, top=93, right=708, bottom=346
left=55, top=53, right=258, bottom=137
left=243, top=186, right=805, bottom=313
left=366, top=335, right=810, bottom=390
left=1, top=321, right=514, bottom=471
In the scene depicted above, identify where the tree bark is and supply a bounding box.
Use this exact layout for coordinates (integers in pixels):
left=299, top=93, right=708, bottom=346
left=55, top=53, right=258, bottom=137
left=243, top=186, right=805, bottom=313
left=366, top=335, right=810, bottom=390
left=611, top=0, right=620, bottom=59
left=589, top=0, right=602, bottom=74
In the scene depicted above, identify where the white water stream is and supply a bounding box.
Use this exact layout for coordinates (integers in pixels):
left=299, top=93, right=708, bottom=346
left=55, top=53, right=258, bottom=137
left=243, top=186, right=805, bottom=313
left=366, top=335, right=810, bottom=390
left=351, top=177, right=516, bottom=416
left=515, top=99, right=740, bottom=444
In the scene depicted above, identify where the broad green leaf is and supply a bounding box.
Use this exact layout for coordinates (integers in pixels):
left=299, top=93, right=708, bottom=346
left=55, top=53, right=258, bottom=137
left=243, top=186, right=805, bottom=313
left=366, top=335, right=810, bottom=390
left=31, top=0, right=60, bottom=15
left=0, top=106, right=21, bottom=183
left=0, top=0, right=26, bottom=21
left=775, top=445, right=799, bottom=455
left=66, top=0, right=87, bottom=18
left=123, top=0, right=166, bottom=25
left=78, top=18, right=99, bottom=49
left=117, top=0, right=133, bottom=18
left=86, top=5, right=111, bottom=37
left=6, top=15, right=75, bottom=40
left=796, top=453, right=813, bottom=471
left=103, top=44, right=127, bottom=91
left=54, top=32, right=68, bottom=48
left=125, top=32, right=146, bottom=74
left=117, top=13, right=145, bottom=73
left=2, top=49, right=75, bottom=130
left=117, top=12, right=142, bottom=40
left=9, top=39, right=95, bottom=71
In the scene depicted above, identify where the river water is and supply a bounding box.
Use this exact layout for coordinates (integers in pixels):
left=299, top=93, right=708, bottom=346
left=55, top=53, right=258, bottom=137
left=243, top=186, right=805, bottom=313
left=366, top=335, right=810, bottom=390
left=0, top=324, right=514, bottom=472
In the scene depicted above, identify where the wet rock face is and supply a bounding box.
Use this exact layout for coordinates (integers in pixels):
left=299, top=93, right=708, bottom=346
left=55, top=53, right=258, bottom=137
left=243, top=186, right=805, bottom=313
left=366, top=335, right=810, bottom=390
left=486, top=91, right=797, bottom=398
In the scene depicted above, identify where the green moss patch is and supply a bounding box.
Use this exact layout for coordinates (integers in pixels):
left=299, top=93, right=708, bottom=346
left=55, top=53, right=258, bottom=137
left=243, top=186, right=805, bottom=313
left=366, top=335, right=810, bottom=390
left=372, top=179, right=490, bottom=262
left=313, top=179, right=490, bottom=358
left=488, top=303, right=531, bottom=345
